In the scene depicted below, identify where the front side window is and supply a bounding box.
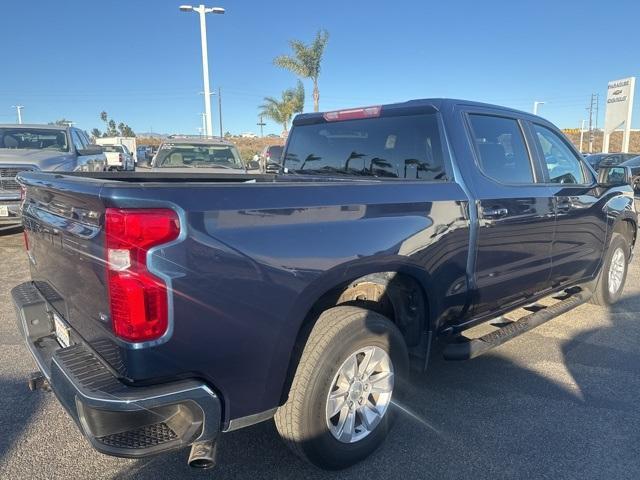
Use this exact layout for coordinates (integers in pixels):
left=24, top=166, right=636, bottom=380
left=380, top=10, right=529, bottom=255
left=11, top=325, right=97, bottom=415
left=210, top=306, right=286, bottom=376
left=533, top=124, right=586, bottom=184
left=284, top=113, right=447, bottom=181
left=71, top=130, right=86, bottom=151
left=468, top=114, right=533, bottom=183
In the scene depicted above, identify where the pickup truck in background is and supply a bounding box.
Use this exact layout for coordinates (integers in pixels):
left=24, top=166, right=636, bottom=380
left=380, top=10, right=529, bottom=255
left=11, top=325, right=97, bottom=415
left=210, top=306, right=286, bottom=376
left=0, top=124, right=105, bottom=230
left=96, top=136, right=137, bottom=164
left=12, top=99, right=636, bottom=470
left=151, top=137, right=260, bottom=173
left=101, top=144, right=135, bottom=171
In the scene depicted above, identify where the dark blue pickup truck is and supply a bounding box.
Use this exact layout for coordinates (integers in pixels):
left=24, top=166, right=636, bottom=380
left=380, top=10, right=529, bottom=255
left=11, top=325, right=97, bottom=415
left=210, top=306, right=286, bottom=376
left=12, top=99, right=637, bottom=470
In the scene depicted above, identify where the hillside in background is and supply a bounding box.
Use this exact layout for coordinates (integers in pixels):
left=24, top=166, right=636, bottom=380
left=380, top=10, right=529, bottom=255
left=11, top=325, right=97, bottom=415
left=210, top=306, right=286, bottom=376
left=136, top=135, right=285, bottom=161
left=563, top=130, right=640, bottom=154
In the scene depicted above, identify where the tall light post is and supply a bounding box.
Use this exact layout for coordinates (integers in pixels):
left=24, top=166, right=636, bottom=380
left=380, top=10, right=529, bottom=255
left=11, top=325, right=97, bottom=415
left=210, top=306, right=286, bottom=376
left=533, top=101, right=545, bottom=115
left=579, top=119, right=586, bottom=153
left=179, top=4, right=225, bottom=138
left=11, top=105, right=24, bottom=124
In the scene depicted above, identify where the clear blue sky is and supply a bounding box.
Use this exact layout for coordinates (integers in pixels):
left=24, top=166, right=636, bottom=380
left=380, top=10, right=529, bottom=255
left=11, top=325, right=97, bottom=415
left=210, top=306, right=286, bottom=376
left=1, top=0, right=639, bottom=136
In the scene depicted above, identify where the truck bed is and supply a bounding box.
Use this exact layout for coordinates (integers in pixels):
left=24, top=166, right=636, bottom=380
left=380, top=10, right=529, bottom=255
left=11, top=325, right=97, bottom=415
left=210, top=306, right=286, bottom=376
left=18, top=169, right=471, bottom=424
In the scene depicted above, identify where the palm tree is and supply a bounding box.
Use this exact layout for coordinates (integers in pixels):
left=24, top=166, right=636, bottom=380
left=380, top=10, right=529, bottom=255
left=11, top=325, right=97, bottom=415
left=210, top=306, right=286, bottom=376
left=260, top=81, right=305, bottom=135
left=274, top=29, right=329, bottom=112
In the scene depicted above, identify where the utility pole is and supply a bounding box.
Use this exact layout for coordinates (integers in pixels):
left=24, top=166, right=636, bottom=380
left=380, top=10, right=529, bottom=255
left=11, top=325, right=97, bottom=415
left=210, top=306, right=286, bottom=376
left=579, top=119, right=586, bottom=153
left=594, top=93, right=599, bottom=150
left=257, top=115, right=266, bottom=138
left=200, top=113, right=206, bottom=137
left=217, top=87, right=223, bottom=138
left=586, top=93, right=597, bottom=153
left=11, top=105, right=24, bottom=124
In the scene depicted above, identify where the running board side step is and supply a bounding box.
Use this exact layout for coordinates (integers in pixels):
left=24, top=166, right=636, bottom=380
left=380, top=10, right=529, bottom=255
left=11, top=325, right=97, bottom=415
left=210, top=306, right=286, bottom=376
left=443, top=288, right=592, bottom=361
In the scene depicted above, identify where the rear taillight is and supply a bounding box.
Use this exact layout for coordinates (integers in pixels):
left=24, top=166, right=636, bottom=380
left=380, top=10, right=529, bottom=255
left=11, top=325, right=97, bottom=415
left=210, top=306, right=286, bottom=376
left=118, top=153, right=123, bottom=163
left=323, top=105, right=382, bottom=122
left=105, top=208, right=180, bottom=342
left=23, top=231, right=29, bottom=251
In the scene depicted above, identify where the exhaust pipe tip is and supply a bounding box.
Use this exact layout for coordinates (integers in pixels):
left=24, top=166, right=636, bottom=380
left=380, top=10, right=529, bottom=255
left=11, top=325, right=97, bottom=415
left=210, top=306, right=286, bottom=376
left=189, top=458, right=215, bottom=469
left=188, top=441, right=217, bottom=469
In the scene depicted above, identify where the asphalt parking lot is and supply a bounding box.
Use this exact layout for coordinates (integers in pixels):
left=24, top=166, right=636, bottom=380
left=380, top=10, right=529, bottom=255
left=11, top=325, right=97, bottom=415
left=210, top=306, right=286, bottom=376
left=1, top=228, right=640, bottom=479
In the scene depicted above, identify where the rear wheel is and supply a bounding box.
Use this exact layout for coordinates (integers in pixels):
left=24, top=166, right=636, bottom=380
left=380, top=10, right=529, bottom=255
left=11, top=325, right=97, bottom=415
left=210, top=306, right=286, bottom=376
left=274, top=306, right=408, bottom=470
left=591, top=233, right=629, bottom=306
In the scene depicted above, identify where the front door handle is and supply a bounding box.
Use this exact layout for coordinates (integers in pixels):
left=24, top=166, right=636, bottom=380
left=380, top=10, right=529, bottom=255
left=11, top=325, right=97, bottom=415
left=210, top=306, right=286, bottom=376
left=482, top=207, right=509, bottom=219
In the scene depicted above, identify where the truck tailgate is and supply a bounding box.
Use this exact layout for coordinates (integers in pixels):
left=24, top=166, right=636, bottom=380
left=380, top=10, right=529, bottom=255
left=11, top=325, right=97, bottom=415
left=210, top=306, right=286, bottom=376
left=20, top=174, right=110, bottom=346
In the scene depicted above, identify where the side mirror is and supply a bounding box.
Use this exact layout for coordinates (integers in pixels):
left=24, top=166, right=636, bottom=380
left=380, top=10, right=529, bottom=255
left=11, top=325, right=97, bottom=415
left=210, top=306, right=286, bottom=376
left=598, top=165, right=631, bottom=187
left=247, top=160, right=260, bottom=170
left=77, top=144, right=104, bottom=156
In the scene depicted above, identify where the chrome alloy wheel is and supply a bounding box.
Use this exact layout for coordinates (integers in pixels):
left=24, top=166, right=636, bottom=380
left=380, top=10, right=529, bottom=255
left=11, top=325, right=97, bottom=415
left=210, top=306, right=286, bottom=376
left=608, top=247, right=626, bottom=295
left=325, top=346, right=394, bottom=443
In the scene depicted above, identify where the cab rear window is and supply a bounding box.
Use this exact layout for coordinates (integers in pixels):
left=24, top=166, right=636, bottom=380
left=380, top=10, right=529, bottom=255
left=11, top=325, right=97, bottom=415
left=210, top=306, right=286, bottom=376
left=284, top=113, right=447, bottom=181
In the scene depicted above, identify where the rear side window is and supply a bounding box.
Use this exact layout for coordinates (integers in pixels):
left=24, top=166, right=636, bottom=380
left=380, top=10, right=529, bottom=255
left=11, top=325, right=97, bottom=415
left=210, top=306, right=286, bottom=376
left=284, top=113, right=447, bottom=181
left=468, top=114, right=533, bottom=183
left=532, top=124, right=586, bottom=184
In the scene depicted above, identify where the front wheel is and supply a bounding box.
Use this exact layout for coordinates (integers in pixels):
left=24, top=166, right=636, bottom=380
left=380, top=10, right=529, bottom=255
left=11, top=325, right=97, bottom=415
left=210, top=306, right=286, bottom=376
left=591, top=233, right=630, bottom=306
left=274, top=306, right=408, bottom=470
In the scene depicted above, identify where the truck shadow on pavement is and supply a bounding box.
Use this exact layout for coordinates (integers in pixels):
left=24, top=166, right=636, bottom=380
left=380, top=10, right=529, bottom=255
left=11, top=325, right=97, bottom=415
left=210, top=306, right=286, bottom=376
left=107, top=293, right=640, bottom=480
left=0, top=378, right=45, bottom=462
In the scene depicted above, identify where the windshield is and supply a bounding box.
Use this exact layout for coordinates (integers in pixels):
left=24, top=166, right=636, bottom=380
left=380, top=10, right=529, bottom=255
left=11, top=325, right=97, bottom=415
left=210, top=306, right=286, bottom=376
left=283, top=113, right=446, bottom=180
left=0, top=128, right=69, bottom=152
left=102, top=145, right=124, bottom=153
left=155, top=143, right=244, bottom=169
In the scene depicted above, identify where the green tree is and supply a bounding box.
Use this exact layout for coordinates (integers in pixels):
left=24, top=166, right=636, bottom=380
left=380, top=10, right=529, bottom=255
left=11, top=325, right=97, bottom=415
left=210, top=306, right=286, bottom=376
left=274, top=29, right=329, bottom=112
left=98, top=111, right=135, bottom=137
left=90, top=128, right=102, bottom=139
left=259, top=81, right=305, bottom=135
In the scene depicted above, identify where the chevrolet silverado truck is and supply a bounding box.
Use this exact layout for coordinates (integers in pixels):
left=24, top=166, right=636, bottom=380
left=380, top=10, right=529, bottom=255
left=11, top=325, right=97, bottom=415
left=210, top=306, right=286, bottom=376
left=0, top=124, right=106, bottom=231
left=12, top=99, right=636, bottom=470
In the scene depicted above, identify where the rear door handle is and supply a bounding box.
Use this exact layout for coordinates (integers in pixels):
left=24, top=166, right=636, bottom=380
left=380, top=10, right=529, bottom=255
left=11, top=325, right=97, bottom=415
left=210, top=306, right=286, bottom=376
left=482, top=207, right=509, bottom=219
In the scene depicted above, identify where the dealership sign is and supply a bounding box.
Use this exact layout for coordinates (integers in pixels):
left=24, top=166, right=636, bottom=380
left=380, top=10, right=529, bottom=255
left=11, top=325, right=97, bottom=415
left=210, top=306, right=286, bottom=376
left=603, top=77, right=635, bottom=153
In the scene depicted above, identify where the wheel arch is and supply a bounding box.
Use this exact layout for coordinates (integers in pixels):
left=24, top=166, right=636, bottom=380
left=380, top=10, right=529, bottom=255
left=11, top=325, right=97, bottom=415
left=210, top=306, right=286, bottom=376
left=275, top=260, right=434, bottom=405
left=612, top=216, right=636, bottom=251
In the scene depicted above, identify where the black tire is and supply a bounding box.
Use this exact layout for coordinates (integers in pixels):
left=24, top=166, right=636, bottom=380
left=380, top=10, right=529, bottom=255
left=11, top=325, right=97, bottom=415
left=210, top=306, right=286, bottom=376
left=274, top=306, right=409, bottom=470
left=590, top=233, right=630, bottom=306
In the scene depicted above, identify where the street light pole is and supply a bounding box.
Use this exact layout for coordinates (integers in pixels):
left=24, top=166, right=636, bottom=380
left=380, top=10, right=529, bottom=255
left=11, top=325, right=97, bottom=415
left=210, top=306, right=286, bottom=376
left=12, top=105, right=24, bottom=124
left=180, top=4, right=225, bottom=138
left=533, top=101, right=545, bottom=115
left=579, top=119, right=586, bottom=153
